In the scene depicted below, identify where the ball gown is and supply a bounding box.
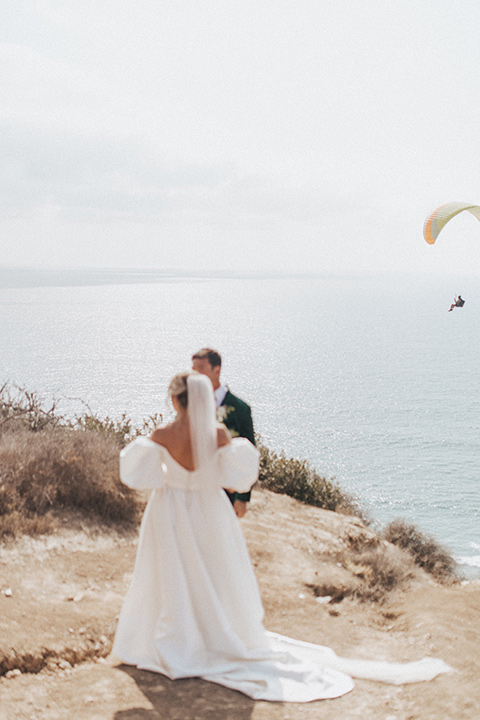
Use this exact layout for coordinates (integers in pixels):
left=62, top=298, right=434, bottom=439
left=112, top=436, right=451, bottom=703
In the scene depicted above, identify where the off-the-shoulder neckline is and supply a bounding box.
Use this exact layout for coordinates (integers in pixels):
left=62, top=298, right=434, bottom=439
left=141, top=436, right=234, bottom=474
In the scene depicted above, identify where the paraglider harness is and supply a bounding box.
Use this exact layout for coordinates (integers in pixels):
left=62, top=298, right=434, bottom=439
left=449, top=295, right=465, bottom=311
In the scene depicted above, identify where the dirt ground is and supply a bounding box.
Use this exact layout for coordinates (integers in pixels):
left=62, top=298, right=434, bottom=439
left=1, top=487, right=479, bottom=720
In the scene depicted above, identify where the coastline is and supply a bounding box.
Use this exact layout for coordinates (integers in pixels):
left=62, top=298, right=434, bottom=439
left=1, top=273, right=479, bottom=576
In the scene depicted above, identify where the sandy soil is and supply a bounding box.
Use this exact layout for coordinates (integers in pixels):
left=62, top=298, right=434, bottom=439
left=1, top=487, right=479, bottom=720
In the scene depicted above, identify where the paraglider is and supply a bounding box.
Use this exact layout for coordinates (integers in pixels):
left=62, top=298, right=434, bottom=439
left=448, top=295, right=465, bottom=312
left=423, top=202, right=480, bottom=245
left=423, top=202, right=477, bottom=311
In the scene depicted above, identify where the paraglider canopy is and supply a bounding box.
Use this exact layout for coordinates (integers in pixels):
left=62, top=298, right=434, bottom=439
left=423, top=202, right=480, bottom=245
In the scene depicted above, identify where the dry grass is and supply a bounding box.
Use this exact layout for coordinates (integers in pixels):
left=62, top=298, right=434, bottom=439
left=0, top=382, right=64, bottom=434
left=306, top=519, right=460, bottom=605
left=382, top=518, right=459, bottom=582
left=0, top=382, right=156, bottom=539
left=0, top=381, right=161, bottom=446
left=344, top=544, right=417, bottom=602
left=73, top=410, right=162, bottom=448
left=307, top=535, right=417, bottom=604
left=0, top=428, right=140, bottom=539
left=0, top=383, right=461, bottom=593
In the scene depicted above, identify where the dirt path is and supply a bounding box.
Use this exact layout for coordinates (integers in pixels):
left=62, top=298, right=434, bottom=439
left=1, top=488, right=478, bottom=719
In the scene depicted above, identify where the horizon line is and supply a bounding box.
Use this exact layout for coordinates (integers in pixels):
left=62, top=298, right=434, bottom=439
left=0, top=265, right=478, bottom=290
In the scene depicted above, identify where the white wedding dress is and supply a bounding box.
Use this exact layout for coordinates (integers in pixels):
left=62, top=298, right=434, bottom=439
left=112, top=434, right=451, bottom=703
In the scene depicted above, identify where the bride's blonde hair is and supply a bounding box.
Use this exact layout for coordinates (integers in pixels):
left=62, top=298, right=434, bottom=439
left=168, top=372, right=191, bottom=409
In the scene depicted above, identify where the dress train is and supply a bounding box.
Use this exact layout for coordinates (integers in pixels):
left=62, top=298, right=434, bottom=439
left=112, top=437, right=452, bottom=703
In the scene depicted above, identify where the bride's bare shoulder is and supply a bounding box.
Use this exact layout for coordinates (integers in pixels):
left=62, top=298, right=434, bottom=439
left=216, top=424, right=231, bottom=448
left=150, top=424, right=173, bottom=445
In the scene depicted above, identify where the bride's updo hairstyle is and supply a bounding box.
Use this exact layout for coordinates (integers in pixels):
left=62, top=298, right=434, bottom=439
left=168, top=372, right=190, bottom=409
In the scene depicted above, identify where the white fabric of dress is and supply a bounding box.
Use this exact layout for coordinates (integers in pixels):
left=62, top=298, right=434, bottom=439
left=112, top=436, right=451, bottom=703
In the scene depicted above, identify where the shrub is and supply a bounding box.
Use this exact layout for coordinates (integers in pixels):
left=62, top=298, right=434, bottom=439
left=0, top=382, right=161, bottom=446
left=382, top=519, right=458, bottom=582
left=257, top=441, right=362, bottom=517
left=0, top=383, right=64, bottom=434
left=0, top=428, right=140, bottom=539
left=0, top=511, right=54, bottom=539
left=344, top=544, right=416, bottom=602
left=72, top=410, right=161, bottom=448
left=307, top=537, right=416, bottom=604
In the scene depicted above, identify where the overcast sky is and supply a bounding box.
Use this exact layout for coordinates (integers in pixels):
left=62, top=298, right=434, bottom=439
left=1, top=0, right=480, bottom=275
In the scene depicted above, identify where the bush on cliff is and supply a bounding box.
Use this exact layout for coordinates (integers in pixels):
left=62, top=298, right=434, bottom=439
left=382, top=518, right=458, bottom=581
left=257, top=441, right=362, bottom=517
left=0, top=381, right=160, bottom=446
left=0, top=382, right=461, bottom=588
left=0, top=428, right=139, bottom=539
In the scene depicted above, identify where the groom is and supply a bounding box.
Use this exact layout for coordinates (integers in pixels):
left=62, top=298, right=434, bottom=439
left=191, top=347, right=256, bottom=518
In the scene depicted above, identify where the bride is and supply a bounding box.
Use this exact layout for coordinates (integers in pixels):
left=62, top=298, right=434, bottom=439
left=112, top=372, right=450, bottom=703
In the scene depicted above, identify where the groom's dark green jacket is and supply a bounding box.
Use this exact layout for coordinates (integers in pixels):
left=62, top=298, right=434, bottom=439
left=220, top=389, right=256, bottom=504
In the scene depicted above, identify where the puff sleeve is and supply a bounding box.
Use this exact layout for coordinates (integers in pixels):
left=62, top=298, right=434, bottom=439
left=216, top=437, right=260, bottom=493
left=120, top=437, right=166, bottom=489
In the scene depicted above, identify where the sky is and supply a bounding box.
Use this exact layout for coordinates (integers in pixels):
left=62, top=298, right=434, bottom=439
left=1, top=0, right=480, bottom=276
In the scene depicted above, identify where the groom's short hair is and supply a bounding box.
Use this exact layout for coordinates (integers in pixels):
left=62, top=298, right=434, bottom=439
left=192, top=348, right=222, bottom=368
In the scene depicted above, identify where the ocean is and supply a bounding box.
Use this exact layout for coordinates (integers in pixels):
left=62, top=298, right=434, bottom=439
left=1, top=269, right=479, bottom=576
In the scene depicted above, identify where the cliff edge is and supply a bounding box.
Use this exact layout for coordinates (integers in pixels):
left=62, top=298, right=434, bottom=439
left=1, top=487, right=478, bottom=720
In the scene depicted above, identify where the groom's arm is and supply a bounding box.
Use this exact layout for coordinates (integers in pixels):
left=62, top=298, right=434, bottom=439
left=240, top=404, right=255, bottom=446
left=228, top=398, right=255, bottom=446
left=222, top=395, right=255, bottom=446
